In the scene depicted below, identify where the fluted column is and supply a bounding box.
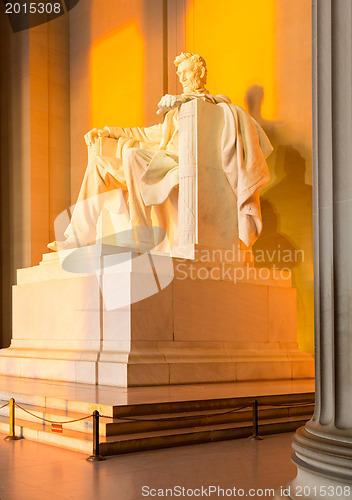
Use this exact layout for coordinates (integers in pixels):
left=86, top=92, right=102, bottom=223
left=282, top=0, right=352, bottom=497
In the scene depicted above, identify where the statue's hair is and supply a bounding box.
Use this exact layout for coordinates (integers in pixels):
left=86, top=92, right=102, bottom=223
left=174, top=52, right=207, bottom=84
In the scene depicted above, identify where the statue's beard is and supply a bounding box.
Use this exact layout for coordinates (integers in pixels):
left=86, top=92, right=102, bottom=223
left=183, top=75, right=206, bottom=93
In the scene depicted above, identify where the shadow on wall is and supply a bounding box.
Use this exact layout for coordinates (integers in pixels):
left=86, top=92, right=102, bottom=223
left=248, top=85, right=314, bottom=355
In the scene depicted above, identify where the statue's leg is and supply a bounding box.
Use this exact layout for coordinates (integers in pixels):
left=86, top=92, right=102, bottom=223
left=122, top=148, right=156, bottom=247
left=151, top=188, right=179, bottom=251
left=76, top=155, right=126, bottom=202
left=48, top=155, right=127, bottom=250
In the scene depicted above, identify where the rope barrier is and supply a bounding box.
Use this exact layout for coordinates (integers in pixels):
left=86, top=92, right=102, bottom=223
left=100, top=405, right=251, bottom=422
left=263, top=402, right=315, bottom=409
left=100, top=400, right=314, bottom=423
left=1, top=395, right=315, bottom=458
left=1, top=399, right=314, bottom=427
left=4, top=398, right=20, bottom=441
left=86, top=410, right=105, bottom=462
left=250, top=399, right=263, bottom=440
left=14, top=403, right=93, bottom=425
left=5, top=400, right=104, bottom=460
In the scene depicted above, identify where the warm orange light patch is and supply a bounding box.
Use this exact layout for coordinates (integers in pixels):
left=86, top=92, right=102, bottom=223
left=186, top=0, right=277, bottom=119
left=91, top=20, right=144, bottom=128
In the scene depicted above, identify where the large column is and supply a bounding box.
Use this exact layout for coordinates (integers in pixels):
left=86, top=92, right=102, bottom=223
left=282, top=1, right=352, bottom=497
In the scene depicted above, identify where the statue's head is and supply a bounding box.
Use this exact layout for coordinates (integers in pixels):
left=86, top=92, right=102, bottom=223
left=174, top=52, right=208, bottom=93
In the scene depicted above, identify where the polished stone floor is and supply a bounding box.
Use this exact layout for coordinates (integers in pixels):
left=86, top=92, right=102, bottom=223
left=0, top=431, right=297, bottom=499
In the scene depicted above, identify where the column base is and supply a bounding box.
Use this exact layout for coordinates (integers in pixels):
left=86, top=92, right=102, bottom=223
left=276, top=425, right=352, bottom=499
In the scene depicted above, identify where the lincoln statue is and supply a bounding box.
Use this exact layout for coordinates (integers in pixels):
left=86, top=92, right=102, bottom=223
left=48, top=53, right=272, bottom=252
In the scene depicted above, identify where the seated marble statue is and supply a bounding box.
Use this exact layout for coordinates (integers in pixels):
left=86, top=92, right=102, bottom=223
left=48, top=52, right=272, bottom=252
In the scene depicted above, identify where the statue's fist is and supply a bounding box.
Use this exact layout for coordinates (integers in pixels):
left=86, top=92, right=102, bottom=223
left=156, top=94, right=190, bottom=115
left=84, top=128, right=109, bottom=146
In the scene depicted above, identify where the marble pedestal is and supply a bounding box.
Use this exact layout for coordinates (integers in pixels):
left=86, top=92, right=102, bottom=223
left=0, top=244, right=313, bottom=386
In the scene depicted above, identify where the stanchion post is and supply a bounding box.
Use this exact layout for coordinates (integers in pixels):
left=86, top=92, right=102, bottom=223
left=87, top=410, right=106, bottom=462
left=4, top=398, right=21, bottom=441
left=250, top=399, right=263, bottom=440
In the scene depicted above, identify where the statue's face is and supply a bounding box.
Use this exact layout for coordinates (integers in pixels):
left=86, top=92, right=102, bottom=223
left=176, top=58, right=204, bottom=93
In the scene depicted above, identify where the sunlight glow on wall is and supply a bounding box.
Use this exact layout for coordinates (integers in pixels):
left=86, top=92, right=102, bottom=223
left=91, top=20, right=144, bottom=128
left=186, top=0, right=277, bottom=119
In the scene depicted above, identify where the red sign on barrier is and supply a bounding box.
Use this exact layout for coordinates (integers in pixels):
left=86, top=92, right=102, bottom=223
left=51, top=424, right=63, bottom=433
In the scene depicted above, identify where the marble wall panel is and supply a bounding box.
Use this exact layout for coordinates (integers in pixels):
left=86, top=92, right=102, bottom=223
left=268, top=287, right=297, bottom=344
left=12, top=275, right=100, bottom=342
left=173, top=279, right=269, bottom=343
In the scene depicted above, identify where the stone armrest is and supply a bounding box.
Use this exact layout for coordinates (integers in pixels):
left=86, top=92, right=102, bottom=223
left=87, top=136, right=119, bottom=159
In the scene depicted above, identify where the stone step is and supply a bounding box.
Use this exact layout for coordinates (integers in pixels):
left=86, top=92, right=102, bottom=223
left=0, top=389, right=314, bottom=419
left=0, top=390, right=115, bottom=417
left=0, top=378, right=314, bottom=456
left=0, top=398, right=314, bottom=437
left=105, top=404, right=314, bottom=436
left=0, top=375, right=315, bottom=412
left=111, top=392, right=315, bottom=417
left=100, top=414, right=312, bottom=456
left=0, top=411, right=311, bottom=457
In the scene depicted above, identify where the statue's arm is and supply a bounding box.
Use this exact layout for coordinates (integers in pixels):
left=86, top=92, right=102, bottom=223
left=156, top=93, right=232, bottom=115
left=105, top=124, right=163, bottom=147
left=84, top=94, right=231, bottom=147
left=156, top=94, right=192, bottom=115
left=83, top=123, right=163, bottom=150
left=84, top=128, right=109, bottom=146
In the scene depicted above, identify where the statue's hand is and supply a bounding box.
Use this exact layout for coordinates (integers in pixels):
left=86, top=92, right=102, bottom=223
left=84, top=128, right=109, bottom=146
left=156, top=94, right=190, bottom=115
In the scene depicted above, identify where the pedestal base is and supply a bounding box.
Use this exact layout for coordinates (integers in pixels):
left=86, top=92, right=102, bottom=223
left=0, top=245, right=314, bottom=386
